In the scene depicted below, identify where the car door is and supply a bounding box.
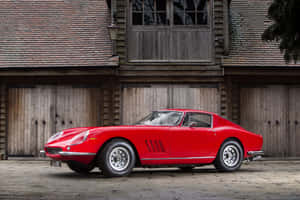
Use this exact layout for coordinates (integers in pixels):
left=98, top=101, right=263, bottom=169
left=170, top=112, right=217, bottom=158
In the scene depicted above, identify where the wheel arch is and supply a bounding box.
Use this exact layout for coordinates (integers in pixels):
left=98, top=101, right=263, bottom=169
left=217, top=137, right=245, bottom=158
left=95, top=137, right=142, bottom=166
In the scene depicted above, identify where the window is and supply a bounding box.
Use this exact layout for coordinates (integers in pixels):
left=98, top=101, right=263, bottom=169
left=182, top=112, right=211, bottom=128
left=131, top=0, right=208, bottom=26
left=135, top=111, right=183, bottom=126
left=173, top=0, right=208, bottom=25
left=132, top=0, right=167, bottom=25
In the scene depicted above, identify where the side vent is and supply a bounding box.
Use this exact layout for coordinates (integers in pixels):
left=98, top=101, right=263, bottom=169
left=145, top=139, right=165, bottom=153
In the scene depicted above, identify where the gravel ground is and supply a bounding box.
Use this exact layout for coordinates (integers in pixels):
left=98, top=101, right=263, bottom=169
left=0, top=160, right=299, bottom=200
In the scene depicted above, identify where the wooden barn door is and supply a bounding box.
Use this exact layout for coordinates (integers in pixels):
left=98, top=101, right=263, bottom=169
left=8, top=86, right=56, bottom=156
left=240, top=85, right=289, bottom=157
left=122, top=84, right=220, bottom=125
left=7, top=85, right=101, bottom=157
left=288, top=86, right=300, bottom=156
left=122, top=87, right=168, bottom=125
left=171, top=85, right=220, bottom=113
left=55, top=86, right=101, bottom=131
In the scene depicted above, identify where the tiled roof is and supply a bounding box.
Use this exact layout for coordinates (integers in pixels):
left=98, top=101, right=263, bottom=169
left=0, top=0, right=116, bottom=68
left=222, top=0, right=300, bottom=67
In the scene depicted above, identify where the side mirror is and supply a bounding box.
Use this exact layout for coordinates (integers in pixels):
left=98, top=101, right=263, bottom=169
left=189, top=122, right=197, bottom=128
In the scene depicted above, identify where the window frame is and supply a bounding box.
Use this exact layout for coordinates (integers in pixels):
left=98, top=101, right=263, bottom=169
left=181, top=112, right=213, bottom=128
left=129, top=0, right=211, bottom=28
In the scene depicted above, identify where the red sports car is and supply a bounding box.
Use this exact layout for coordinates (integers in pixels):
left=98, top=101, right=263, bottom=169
left=41, top=109, right=263, bottom=177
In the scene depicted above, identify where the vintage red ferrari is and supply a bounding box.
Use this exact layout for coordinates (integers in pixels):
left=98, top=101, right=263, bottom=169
left=41, top=109, right=263, bottom=177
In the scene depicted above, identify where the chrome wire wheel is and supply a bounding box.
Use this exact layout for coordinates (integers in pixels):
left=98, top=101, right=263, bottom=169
left=109, top=146, right=130, bottom=171
left=222, top=145, right=240, bottom=167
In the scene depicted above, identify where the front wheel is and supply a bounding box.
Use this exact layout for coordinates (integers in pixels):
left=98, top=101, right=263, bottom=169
left=98, top=139, right=136, bottom=177
left=214, top=140, right=243, bottom=172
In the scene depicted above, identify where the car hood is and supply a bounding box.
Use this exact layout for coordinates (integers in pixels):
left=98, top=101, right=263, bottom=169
left=47, top=127, right=96, bottom=145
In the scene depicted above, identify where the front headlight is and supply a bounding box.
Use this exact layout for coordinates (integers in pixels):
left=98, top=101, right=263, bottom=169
left=70, top=130, right=90, bottom=146
left=47, top=131, right=63, bottom=143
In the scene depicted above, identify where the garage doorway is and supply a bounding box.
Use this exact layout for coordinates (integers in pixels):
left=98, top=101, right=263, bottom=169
left=122, top=84, right=220, bottom=125
left=240, top=85, right=300, bottom=157
left=7, top=85, right=102, bottom=157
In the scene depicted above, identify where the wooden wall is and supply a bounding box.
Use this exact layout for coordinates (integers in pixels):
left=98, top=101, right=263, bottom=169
left=116, top=0, right=226, bottom=65
left=7, top=86, right=103, bottom=156
left=128, top=27, right=213, bottom=62
left=2, top=80, right=121, bottom=157
left=239, top=85, right=300, bottom=157
left=0, top=84, right=7, bottom=159
left=122, top=84, right=220, bottom=125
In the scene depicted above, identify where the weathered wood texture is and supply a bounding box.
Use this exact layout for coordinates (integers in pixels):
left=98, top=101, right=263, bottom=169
left=240, top=85, right=300, bottom=157
left=214, top=0, right=225, bottom=63
left=102, top=87, right=121, bottom=126
left=116, top=0, right=225, bottom=65
left=122, top=84, right=220, bottom=125
left=128, top=28, right=212, bottom=62
left=7, top=86, right=102, bottom=156
left=0, top=84, right=7, bottom=159
left=288, top=86, right=300, bottom=157
left=116, top=0, right=127, bottom=64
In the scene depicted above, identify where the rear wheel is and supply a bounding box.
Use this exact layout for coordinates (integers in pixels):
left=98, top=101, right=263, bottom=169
left=98, top=139, right=136, bottom=177
left=67, top=161, right=95, bottom=174
left=214, top=140, right=243, bottom=172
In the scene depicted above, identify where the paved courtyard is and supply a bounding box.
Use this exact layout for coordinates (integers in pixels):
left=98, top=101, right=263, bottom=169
left=0, top=160, right=299, bottom=200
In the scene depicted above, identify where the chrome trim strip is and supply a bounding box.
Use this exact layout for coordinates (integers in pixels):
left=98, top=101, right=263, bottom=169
left=58, top=151, right=96, bottom=156
left=141, top=156, right=215, bottom=161
left=247, top=151, right=264, bottom=156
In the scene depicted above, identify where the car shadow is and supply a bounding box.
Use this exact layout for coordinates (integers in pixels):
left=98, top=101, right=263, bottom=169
left=46, top=167, right=263, bottom=179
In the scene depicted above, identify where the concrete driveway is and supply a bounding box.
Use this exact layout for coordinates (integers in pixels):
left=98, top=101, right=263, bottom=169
left=0, top=160, right=299, bottom=200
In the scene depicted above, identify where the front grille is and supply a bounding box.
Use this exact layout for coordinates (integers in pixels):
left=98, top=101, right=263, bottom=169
left=46, top=147, right=62, bottom=155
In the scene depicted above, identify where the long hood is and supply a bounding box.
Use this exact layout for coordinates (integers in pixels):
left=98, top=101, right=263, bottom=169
left=47, top=127, right=96, bottom=145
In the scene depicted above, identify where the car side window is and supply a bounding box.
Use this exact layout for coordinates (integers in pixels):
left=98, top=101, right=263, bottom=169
left=182, top=112, right=211, bottom=128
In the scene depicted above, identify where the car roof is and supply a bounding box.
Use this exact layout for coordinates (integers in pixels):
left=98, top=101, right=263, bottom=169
left=159, top=109, right=216, bottom=115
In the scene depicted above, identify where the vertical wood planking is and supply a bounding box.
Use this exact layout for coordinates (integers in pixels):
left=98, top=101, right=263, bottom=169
left=0, top=84, right=7, bottom=159
left=240, top=86, right=288, bottom=157
left=122, top=85, right=220, bottom=125
left=55, top=86, right=101, bottom=131
left=172, top=86, right=220, bottom=114
left=122, top=87, right=168, bottom=125
left=7, top=85, right=102, bottom=157
left=288, top=86, right=300, bottom=156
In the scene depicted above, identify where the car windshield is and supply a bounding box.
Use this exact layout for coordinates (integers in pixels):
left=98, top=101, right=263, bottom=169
left=135, top=111, right=183, bottom=126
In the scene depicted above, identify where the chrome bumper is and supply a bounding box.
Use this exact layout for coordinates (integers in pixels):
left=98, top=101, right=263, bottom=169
left=247, top=151, right=264, bottom=161
left=40, top=150, right=46, bottom=157
left=58, top=152, right=96, bottom=156
left=40, top=150, right=96, bottom=156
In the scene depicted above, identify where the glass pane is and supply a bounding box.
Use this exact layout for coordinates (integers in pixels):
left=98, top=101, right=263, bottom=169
left=182, top=113, right=211, bottom=128
left=186, top=0, right=195, bottom=11
left=157, top=0, right=166, bottom=11
left=174, top=11, right=184, bottom=25
left=144, top=12, right=155, bottom=25
left=157, top=13, right=167, bottom=24
left=173, top=0, right=184, bottom=12
left=185, top=12, right=195, bottom=24
left=133, top=13, right=143, bottom=25
left=197, top=0, right=207, bottom=11
left=132, top=0, right=143, bottom=11
left=197, top=12, right=207, bottom=25
left=144, top=0, right=154, bottom=12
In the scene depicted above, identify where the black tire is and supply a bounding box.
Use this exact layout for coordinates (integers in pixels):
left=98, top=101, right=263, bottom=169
left=98, top=139, right=136, bottom=177
left=214, top=140, right=243, bottom=172
left=67, top=161, right=95, bottom=174
left=179, top=166, right=194, bottom=172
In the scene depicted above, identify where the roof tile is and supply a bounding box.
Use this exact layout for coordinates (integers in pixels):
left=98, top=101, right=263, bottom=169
left=0, top=0, right=116, bottom=68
